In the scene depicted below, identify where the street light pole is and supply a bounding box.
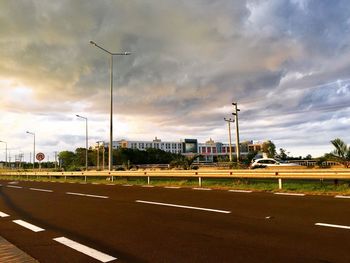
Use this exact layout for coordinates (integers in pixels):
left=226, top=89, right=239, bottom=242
left=0, top=141, right=7, bottom=168
left=76, top=115, right=88, bottom=171
left=223, top=118, right=234, bottom=162
left=26, top=131, right=35, bottom=169
left=90, top=40, right=131, bottom=172
left=232, top=102, right=241, bottom=162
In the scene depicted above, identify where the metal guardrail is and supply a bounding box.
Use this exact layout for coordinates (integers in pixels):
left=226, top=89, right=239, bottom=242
left=1, top=169, right=350, bottom=189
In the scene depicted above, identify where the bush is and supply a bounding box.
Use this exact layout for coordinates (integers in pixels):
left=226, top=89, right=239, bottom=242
left=115, top=166, right=126, bottom=171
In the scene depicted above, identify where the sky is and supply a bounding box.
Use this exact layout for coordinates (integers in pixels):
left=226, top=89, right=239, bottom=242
left=1, top=0, right=350, bottom=162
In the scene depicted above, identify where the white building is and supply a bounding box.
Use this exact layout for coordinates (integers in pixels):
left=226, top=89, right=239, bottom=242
left=106, top=137, right=183, bottom=154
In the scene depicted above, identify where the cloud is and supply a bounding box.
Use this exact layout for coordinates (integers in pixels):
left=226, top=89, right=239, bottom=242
left=1, top=0, right=350, bottom=157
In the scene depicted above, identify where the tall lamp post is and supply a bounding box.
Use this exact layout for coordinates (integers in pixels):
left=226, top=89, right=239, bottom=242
left=26, top=131, right=35, bottom=169
left=76, top=115, right=88, bottom=171
left=90, top=40, right=131, bottom=171
left=0, top=140, right=7, bottom=168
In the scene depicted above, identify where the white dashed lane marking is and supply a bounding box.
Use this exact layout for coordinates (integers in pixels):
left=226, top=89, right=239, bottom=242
left=335, top=195, right=350, bottom=199
left=136, top=200, right=231, bottom=214
left=274, top=193, right=305, bottom=196
left=315, top=223, right=350, bottom=230
left=228, top=190, right=252, bottom=193
left=66, top=192, right=108, bottom=199
left=192, top=188, right=211, bottom=191
left=6, top=185, right=22, bottom=189
left=29, top=188, right=53, bottom=193
left=164, top=186, right=181, bottom=189
left=0, top=211, right=9, bottom=217
left=13, top=220, right=45, bottom=232
left=53, top=237, right=117, bottom=262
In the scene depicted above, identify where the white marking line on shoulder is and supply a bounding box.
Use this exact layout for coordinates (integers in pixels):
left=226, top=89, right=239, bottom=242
left=0, top=211, right=9, bottom=217
left=13, top=220, right=45, bottom=232
left=66, top=192, right=108, bottom=199
left=53, top=237, right=117, bottom=262
left=29, top=188, right=53, bottom=193
left=136, top=200, right=231, bottom=214
left=315, top=223, right=350, bottom=230
left=228, top=190, right=252, bottom=193
left=6, top=185, right=22, bottom=189
left=274, top=192, right=305, bottom=196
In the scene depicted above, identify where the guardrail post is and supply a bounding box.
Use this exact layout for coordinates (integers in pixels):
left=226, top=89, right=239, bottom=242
left=26, top=174, right=29, bottom=180
left=278, top=178, right=282, bottom=189
left=84, top=175, right=87, bottom=182
left=147, top=176, right=150, bottom=185
left=111, top=175, right=114, bottom=182
left=199, top=177, right=202, bottom=187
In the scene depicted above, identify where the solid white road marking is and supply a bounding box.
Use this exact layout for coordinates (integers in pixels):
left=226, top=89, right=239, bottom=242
left=29, top=188, right=53, bottom=193
left=122, top=184, right=132, bottom=187
left=228, top=190, right=252, bottom=193
left=53, top=237, right=116, bottom=262
left=13, top=220, right=45, bottom=232
left=66, top=192, right=108, bottom=199
left=274, top=193, right=305, bottom=196
left=335, top=195, right=350, bottom=199
left=315, top=223, right=350, bottom=230
left=164, top=186, right=180, bottom=189
left=6, top=185, right=22, bottom=189
left=192, top=188, right=211, bottom=191
left=0, top=211, right=9, bottom=217
left=136, top=200, right=231, bottom=214
left=142, top=185, right=154, bottom=188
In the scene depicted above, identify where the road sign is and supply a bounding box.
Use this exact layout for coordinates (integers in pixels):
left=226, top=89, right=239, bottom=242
left=36, top=152, right=45, bottom=161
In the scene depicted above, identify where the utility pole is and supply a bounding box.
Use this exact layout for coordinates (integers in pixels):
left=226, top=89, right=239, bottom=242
left=224, top=118, right=235, bottom=162
left=54, top=151, right=58, bottom=169
left=96, top=141, right=100, bottom=170
left=232, top=102, right=241, bottom=162
left=102, top=142, right=105, bottom=171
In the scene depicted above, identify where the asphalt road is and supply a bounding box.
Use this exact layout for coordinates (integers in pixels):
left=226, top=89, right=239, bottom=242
left=0, top=179, right=349, bottom=263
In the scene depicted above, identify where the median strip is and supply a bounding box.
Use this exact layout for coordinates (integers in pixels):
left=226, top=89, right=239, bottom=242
left=29, top=188, right=53, bottom=193
left=315, top=223, right=350, bottom=230
left=66, top=192, right=108, bottom=199
left=13, top=220, right=45, bottom=232
left=0, top=211, right=9, bottom=218
left=136, top=200, right=231, bottom=214
left=53, top=237, right=116, bottom=262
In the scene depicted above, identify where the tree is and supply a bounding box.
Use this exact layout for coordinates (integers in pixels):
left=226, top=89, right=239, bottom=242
left=262, top=140, right=276, bottom=158
left=329, top=138, right=350, bottom=168
left=58, top=151, right=75, bottom=170
left=276, top=148, right=288, bottom=160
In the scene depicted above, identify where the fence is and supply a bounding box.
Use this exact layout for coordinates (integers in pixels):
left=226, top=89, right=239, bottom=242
left=1, top=169, right=350, bottom=189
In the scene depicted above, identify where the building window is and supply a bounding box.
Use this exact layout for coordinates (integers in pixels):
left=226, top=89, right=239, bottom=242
left=213, top=147, right=217, bottom=153
left=207, top=147, right=211, bottom=153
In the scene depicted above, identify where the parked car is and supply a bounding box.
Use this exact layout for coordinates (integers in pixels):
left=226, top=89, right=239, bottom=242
left=250, top=158, right=300, bottom=169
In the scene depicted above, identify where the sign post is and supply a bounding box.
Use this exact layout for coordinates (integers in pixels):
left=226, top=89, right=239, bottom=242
left=36, top=152, right=45, bottom=170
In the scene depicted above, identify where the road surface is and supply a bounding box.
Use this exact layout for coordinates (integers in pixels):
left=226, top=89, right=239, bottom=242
left=0, top=179, right=349, bottom=262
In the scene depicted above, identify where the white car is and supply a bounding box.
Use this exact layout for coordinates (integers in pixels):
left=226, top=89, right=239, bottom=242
left=250, top=158, right=300, bottom=169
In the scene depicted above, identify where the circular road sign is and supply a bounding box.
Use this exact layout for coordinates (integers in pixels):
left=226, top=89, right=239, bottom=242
left=36, top=152, right=45, bottom=162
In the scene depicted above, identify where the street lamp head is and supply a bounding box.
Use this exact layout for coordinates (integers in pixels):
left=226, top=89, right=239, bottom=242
left=124, top=52, right=131, bottom=55
left=90, top=40, right=96, bottom=46
left=76, top=114, right=80, bottom=118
